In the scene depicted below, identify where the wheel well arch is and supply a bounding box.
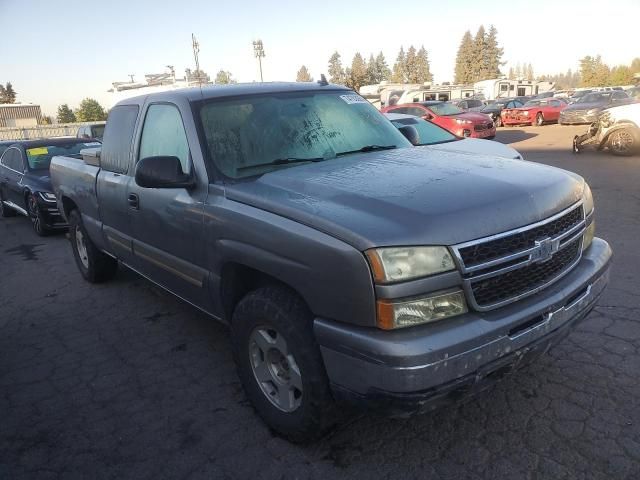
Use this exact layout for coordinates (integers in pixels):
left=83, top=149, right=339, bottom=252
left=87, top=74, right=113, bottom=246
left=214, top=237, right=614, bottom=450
left=60, top=196, right=78, bottom=219
left=603, top=121, right=640, bottom=143
left=219, top=262, right=309, bottom=323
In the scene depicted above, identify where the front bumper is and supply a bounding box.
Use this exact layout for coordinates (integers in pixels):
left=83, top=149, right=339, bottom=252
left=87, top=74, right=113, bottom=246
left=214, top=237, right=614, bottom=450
left=315, top=238, right=611, bottom=411
left=36, top=197, right=68, bottom=229
left=501, top=116, right=532, bottom=126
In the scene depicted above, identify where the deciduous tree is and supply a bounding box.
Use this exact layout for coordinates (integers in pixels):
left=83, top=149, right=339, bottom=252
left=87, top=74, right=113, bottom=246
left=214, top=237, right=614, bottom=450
left=214, top=70, right=236, bottom=84
left=75, top=98, right=107, bottom=122
left=0, top=82, right=17, bottom=103
left=57, top=104, right=76, bottom=123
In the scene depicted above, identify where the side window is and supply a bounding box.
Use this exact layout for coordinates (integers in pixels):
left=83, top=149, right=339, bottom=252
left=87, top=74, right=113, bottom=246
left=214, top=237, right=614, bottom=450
left=1, top=149, right=24, bottom=172
left=409, top=107, right=427, bottom=117
left=101, top=105, right=140, bottom=174
left=139, top=104, right=191, bottom=174
left=391, top=107, right=409, bottom=114
left=550, top=100, right=561, bottom=107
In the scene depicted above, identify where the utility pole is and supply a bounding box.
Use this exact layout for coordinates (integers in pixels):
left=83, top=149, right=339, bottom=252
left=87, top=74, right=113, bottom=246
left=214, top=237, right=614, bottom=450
left=128, top=74, right=135, bottom=83
left=253, top=39, right=265, bottom=82
left=192, top=33, right=201, bottom=86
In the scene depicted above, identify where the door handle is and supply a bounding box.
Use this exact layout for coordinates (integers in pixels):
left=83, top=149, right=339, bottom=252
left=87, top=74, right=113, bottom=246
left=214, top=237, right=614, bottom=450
left=128, top=193, right=139, bottom=209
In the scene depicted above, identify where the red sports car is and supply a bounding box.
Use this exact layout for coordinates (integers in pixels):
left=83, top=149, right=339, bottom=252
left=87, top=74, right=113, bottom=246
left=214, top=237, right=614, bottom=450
left=501, top=98, right=568, bottom=126
left=381, top=101, right=496, bottom=139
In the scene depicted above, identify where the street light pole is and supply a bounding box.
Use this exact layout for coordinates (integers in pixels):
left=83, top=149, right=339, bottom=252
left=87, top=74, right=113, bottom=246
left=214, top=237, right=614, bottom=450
left=253, top=40, right=265, bottom=82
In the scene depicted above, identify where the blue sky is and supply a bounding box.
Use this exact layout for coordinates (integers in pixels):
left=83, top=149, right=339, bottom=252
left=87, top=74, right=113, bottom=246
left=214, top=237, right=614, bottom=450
left=1, top=0, right=638, bottom=115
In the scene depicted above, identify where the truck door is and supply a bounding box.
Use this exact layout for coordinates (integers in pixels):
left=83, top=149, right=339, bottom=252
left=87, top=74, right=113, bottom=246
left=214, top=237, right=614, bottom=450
left=127, top=102, right=209, bottom=309
left=96, top=104, right=140, bottom=264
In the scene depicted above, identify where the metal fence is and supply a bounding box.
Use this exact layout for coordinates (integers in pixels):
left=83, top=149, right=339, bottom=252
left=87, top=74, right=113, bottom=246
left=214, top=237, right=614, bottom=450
left=0, top=122, right=97, bottom=141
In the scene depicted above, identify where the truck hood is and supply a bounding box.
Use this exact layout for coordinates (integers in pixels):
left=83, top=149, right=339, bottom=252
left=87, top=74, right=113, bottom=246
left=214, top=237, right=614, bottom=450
left=225, top=147, right=584, bottom=250
left=426, top=138, right=521, bottom=160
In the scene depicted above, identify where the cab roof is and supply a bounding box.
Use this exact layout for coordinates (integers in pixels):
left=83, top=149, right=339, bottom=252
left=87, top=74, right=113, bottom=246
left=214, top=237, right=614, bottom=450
left=115, top=82, right=353, bottom=107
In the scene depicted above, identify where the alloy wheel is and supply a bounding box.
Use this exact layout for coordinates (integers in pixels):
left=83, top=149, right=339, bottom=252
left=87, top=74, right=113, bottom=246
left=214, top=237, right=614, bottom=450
left=610, top=130, right=634, bottom=155
left=75, top=226, right=90, bottom=269
left=28, top=196, right=43, bottom=234
left=249, top=326, right=303, bottom=413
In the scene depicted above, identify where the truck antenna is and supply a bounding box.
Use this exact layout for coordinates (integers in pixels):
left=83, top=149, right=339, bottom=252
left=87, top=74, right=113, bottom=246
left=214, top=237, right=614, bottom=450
left=318, top=74, right=328, bottom=86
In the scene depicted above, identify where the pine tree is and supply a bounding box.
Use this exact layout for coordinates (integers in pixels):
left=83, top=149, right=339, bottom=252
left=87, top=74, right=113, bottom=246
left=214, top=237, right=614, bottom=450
left=374, top=52, right=391, bottom=82
left=327, top=51, right=346, bottom=85
left=365, top=54, right=378, bottom=84
left=404, top=46, right=418, bottom=83
left=471, top=26, right=486, bottom=82
left=296, top=65, right=313, bottom=82
left=391, top=47, right=406, bottom=83
left=483, top=25, right=504, bottom=79
left=57, top=104, right=76, bottom=123
left=515, top=62, right=522, bottom=79
left=508, top=67, right=515, bottom=80
left=454, top=31, right=474, bottom=84
left=414, top=46, right=433, bottom=83
left=346, top=52, right=368, bottom=92
left=0, top=82, right=17, bottom=103
left=526, top=63, right=534, bottom=80
left=631, top=58, right=640, bottom=74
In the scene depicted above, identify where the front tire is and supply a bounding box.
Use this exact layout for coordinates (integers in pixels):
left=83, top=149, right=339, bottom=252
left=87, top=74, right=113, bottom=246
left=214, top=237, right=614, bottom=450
left=608, top=128, right=640, bottom=156
left=230, top=285, right=336, bottom=442
left=68, top=209, right=118, bottom=282
left=535, top=112, right=544, bottom=126
left=27, top=194, right=49, bottom=236
left=495, top=116, right=502, bottom=128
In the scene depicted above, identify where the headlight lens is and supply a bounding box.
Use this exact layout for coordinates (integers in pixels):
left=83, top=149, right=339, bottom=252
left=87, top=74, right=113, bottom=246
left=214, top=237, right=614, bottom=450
left=522, top=110, right=530, bottom=116
left=366, top=246, right=456, bottom=283
left=37, top=191, right=57, bottom=202
left=582, top=183, right=594, bottom=215
left=377, top=290, right=468, bottom=330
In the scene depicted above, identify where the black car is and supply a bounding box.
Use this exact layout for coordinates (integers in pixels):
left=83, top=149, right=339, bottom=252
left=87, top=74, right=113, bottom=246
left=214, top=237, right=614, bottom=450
left=559, top=91, right=632, bottom=125
left=481, top=98, right=525, bottom=127
left=0, top=138, right=100, bottom=235
left=451, top=98, right=485, bottom=112
left=0, top=140, right=14, bottom=159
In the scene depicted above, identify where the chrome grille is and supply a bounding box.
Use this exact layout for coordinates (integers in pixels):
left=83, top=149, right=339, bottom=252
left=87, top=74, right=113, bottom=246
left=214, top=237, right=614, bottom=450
left=453, top=203, right=586, bottom=310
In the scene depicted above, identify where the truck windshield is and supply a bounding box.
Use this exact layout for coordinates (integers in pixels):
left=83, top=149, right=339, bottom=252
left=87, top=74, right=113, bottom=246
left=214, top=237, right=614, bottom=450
left=198, top=91, right=410, bottom=178
left=26, top=142, right=100, bottom=170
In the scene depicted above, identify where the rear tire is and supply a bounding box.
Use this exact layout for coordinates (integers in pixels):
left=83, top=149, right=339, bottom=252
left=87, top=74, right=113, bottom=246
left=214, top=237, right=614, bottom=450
left=608, top=128, right=640, bottom=156
left=68, top=209, right=118, bottom=283
left=230, top=285, right=336, bottom=443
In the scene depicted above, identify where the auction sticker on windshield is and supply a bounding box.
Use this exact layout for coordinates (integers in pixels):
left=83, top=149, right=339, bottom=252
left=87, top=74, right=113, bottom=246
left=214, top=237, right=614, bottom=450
left=27, top=147, right=48, bottom=156
left=340, top=94, right=368, bottom=104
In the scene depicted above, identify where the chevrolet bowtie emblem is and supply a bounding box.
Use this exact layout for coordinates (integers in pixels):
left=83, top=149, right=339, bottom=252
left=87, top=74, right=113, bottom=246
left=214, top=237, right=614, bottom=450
left=531, top=237, right=559, bottom=263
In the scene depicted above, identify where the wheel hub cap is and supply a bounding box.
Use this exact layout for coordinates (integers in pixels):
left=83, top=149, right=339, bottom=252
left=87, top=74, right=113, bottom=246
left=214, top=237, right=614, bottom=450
left=75, top=227, right=89, bottom=268
left=249, top=327, right=302, bottom=412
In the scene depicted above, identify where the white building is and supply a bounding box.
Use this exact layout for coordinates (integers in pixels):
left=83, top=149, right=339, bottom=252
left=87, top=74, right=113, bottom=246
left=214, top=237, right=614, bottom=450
left=0, top=104, right=43, bottom=128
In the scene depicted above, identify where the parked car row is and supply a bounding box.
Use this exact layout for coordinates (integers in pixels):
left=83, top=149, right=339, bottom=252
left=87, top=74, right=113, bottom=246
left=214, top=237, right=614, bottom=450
left=559, top=91, right=634, bottom=125
left=0, top=138, right=101, bottom=235
left=1, top=82, right=612, bottom=444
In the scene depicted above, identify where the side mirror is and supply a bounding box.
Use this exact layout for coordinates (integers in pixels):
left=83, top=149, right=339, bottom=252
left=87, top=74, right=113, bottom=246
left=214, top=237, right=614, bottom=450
left=398, top=125, right=420, bottom=146
left=135, top=156, right=195, bottom=189
left=422, top=113, right=433, bottom=120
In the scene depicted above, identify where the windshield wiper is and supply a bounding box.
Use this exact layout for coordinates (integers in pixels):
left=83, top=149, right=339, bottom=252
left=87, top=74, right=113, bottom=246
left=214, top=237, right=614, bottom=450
left=336, top=144, right=397, bottom=157
left=237, top=157, right=325, bottom=172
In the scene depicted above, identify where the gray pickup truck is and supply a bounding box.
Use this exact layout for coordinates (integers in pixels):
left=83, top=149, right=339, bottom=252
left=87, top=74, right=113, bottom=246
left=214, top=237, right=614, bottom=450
left=51, top=82, right=612, bottom=442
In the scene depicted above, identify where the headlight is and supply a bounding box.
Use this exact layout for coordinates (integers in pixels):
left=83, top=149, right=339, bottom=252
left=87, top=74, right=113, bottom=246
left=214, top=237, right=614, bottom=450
left=582, top=183, right=594, bottom=216
left=522, top=111, right=530, bottom=116
left=366, top=246, right=456, bottom=283
left=37, top=191, right=57, bottom=202
left=455, top=118, right=472, bottom=125
left=377, top=290, right=468, bottom=329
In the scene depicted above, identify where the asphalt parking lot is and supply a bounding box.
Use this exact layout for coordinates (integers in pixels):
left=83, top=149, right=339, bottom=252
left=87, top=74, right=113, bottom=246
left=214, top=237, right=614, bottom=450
left=1, top=124, right=640, bottom=480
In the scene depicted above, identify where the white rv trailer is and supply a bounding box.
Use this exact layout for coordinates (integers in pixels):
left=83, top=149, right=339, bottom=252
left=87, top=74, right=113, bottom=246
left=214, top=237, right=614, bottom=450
left=473, top=79, right=555, bottom=100
left=396, top=83, right=476, bottom=104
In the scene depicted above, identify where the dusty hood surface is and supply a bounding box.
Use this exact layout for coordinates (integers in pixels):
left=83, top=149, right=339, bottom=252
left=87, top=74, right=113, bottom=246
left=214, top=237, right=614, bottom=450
left=225, top=147, right=584, bottom=250
left=426, top=138, right=520, bottom=159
